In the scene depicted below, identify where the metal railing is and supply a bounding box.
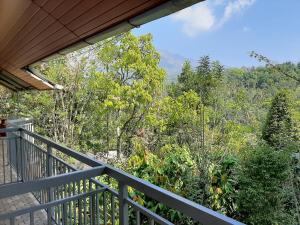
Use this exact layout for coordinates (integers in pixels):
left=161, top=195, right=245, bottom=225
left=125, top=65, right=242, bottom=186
left=0, top=122, right=244, bottom=225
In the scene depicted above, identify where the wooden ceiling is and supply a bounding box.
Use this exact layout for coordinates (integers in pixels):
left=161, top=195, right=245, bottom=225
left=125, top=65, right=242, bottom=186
left=0, top=0, right=201, bottom=91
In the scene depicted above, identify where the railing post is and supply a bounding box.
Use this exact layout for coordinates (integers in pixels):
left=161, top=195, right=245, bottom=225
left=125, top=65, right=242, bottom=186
left=118, top=182, right=128, bottom=225
left=46, top=145, right=53, bottom=177
left=47, top=144, right=54, bottom=224
left=19, top=129, right=25, bottom=182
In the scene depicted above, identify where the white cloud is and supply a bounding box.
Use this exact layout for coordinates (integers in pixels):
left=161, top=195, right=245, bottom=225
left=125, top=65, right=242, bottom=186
left=219, top=0, right=255, bottom=25
left=242, top=26, right=251, bottom=32
left=171, top=0, right=255, bottom=37
left=171, top=4, right=215, bottom=37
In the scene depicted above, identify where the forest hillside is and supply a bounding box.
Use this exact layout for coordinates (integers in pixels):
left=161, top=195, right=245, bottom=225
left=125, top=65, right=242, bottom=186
left=0, top=33, right=299, bottom=225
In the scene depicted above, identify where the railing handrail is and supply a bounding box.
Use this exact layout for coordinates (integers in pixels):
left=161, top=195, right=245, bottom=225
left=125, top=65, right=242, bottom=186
left=7, top=118, right=34, bottom=125
left=16, top=127, right=244, bottom=225
left=0, top=127, right=19, bottom=133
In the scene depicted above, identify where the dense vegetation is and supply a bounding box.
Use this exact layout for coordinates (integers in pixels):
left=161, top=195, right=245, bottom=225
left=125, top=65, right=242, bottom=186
left=0, top=32, right=299, bottom=225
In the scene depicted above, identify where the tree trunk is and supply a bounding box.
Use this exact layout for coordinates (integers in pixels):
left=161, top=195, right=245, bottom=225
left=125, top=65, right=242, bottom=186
left=116, top=127, right=121, bottom=159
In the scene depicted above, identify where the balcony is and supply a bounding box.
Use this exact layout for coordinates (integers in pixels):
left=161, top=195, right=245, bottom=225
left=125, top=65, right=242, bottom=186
left=0, top=119, right=243, bottom=225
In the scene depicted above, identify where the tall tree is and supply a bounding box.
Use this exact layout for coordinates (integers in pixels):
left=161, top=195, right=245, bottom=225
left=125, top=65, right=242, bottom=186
left=93, top=32, right=165, bottom=158
left=195, top=56, right=224, bottom=149
left=177, top=60, right=195, bottom=93
left=262, top=91, right=298, bottom=149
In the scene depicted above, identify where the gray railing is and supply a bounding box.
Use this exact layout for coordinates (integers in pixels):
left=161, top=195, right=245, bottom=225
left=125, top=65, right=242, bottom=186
left=0, top=125, right=244, bottom=225
left=0, top=119, right=34, bottom=186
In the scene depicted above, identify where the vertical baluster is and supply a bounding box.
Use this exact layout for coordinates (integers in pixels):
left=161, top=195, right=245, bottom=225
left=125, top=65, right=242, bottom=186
left=35, top=145, right=37, bottom=179
left=53, top=186, right=56, bottom=223
left=57, top=186, right=61, bottom=225
left=30, top=212, right=34, bottom=225
left=31, top=143, right=33, bottom=180
left=62, top=203, right=67, bottom=225
left=103, top=192, right=107, bottom=225
left=9, top=217, right=15, bottom=225
left=32, top=142, right=37, bottom=180
left=2, top=138, right=6, bottom=184
left=15, top=137, right=19, bottom=181
left=56, top=184, right=60, bottom=224
left=53, top=158, right=56, bottom=176
left=27, top=141, right=31, bottom=181
left=9, top=138, right=13, bottom=183
left=33, top=143, right=35, bottom=180
left=47, top=145, right=54, bottom=222
left=73, top=181, right=77, bottom=225
left=30, top=142, right=33, bottom=179
left=79, top=196, right=83, bottom=225
left=26, top=140, right=29, bottom=181
left=20, top=135, right=24, bottom=182
left=136, top=210, right=140, bottom=225
left=24, top=140, right=27, bottom=181
left=31, top=142, right=33, bottom=180
left=111, top=194, right=115, bottom=225
left=68, top=181, right=72, bottom=224
left=38, top=149, right=41, bottom=179
left=95, top=188, right=100, bottom=225
left=62, top=166, right=68, bottom=222
left=83, top=180, right=87, bottom=225
left=149, top=218, right=154, bottom=225
left=118, top=182, right=128, bottom=225
left=91, top=191, right=95, bottom=225
left=89, top=180, right=92, bottom=225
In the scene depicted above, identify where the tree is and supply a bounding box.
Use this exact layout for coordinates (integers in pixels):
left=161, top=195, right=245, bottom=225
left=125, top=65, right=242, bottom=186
left=262, top=91, right=298, bottom=149
left=145, top=90, right=201, bottom=152
left=93, top=32, right=165, bottom=158
left=237, top=146, right=290, bottom=225
left=176, top=56, right=224, bottom=149
left=250, top=51, right=300, bottom=84
left=177, top=60, right=195, bottom=93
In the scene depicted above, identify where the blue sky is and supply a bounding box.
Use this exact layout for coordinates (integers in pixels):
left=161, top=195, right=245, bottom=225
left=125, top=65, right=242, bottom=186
left=133, top=0, right=300, bottom=68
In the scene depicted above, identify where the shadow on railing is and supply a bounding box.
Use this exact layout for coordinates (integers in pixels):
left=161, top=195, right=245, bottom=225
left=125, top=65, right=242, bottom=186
left=0, top=123, right=244, bottom=225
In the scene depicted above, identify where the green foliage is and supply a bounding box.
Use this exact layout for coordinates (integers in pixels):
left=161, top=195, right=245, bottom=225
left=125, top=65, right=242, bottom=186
left=145, top=90, right=201, bottom=151
left=237, top=146, right=291, bottom=225
left=195, top=56, right=224, bottom=106
left=177, top=60, right=195, bottom=93
left=262, top=91, right=298, bottom=149
left=208, top=156, right=238, bottom=217
left=1, top=32, right=300, bottom=224
left=87, top=32, right=165, bottom=157
left=126, top=140, right=196, bottom=223
left=176, top=56, right=224, bottom=106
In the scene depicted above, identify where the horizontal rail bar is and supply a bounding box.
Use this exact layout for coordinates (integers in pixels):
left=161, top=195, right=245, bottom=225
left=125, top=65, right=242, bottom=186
left=0, top=127, right=19, bottom=133
left=8, top=118, right=34, bottom=125
left=20, top=128, right=244, bottom=225
left=0, top=166, right=105, bottom=198
left=0, top=188, right=106, bottom=220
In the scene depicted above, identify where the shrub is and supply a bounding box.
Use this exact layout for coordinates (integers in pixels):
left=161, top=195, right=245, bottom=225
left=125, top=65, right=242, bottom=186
left=237, top=146, right=290, bottom=225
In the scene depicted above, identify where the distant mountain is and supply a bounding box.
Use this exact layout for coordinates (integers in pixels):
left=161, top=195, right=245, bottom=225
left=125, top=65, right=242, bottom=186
left=159, top=50, right=196, bottom=82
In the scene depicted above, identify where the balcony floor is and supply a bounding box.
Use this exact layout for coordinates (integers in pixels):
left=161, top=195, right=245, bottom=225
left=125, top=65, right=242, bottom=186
left=0, top=140, right=47, bottom=225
